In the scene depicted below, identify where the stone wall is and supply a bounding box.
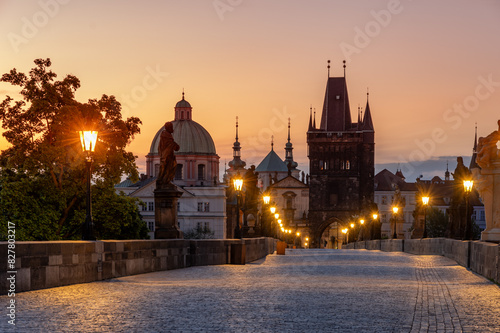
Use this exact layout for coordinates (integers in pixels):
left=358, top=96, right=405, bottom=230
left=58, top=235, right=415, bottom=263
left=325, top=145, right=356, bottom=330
left=344, top=238, right=500, bottom=285
left=0, top=237, right=275, bottom=295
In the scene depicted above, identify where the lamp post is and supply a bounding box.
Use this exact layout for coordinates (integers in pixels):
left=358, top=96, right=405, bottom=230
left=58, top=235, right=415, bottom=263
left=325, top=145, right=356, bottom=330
left=463, top=180, right=473, bottom=240
left=359, top=219, right=365, bottom=241
left=233, top=174, right=243, bottom=239
left=372, top=213, right=378, bottom=240
left=421, top=196, right=430, bottom=239
left=342, top=228, right=348, bottom=245
left=262, top=195, right=271, bottom=236
left=392, top=206, right=399, bottom=239
left=80, top=130, right=98, bottom=241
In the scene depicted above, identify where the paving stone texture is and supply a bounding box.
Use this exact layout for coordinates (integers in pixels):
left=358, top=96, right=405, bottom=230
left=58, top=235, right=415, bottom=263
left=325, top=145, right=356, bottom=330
left=2, top=249, right=500, bottom=332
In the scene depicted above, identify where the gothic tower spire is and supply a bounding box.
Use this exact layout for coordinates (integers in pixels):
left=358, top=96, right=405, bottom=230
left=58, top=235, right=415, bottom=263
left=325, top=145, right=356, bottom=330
left=284, top=118, right=298, bottom=171
left=228, top=116, right=246, bottom=171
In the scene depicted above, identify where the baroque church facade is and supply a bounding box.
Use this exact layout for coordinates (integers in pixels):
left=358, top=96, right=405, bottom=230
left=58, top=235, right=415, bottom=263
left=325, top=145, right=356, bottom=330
left=116, top=94, right=226, bottom=239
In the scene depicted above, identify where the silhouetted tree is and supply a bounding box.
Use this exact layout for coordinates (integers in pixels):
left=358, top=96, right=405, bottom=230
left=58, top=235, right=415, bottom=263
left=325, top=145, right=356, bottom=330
left=0, top=58, right=146, bottom=240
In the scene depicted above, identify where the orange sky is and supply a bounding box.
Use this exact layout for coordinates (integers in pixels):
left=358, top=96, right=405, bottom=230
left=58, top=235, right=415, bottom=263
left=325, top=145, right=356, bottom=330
left=1, top=0, right=499, bottom=181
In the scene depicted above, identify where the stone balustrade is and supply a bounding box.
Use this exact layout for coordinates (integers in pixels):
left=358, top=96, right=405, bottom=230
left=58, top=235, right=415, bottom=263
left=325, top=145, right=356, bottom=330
left=0, top=237, right=277, bottom=294
left=344, top=238, right=500, bottom=284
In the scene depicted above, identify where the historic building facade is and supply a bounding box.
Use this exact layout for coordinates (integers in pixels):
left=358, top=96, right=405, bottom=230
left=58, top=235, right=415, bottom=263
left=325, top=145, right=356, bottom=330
left=307, top=66, right=375, bottom=247
left=116, top=94, right=226, bottom=239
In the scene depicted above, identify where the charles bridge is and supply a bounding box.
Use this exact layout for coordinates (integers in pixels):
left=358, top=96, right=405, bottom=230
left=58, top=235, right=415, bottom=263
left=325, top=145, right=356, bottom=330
left=1, top=237, right=500, bottom=332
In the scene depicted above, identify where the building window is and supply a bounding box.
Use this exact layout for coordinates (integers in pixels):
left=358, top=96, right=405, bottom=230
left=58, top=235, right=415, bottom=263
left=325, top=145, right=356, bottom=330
left=197, top=202, right=203, bottom=212
left=286, top=197, right=292, bottom=209
left=345, top=160, right=350, bottom=170
left=198, top=164, right=205, bottom=180
left=141, top=203, right=147, bottom=211
left=175, top=164, right=183, bottom=180
left=204, top=202, right=210, bottom=212
left=177, top=202, right=180, bottom=212
left=148, top=202, right=154, bottom=211
left=381, top=196, right=387, bottom=205
left=147, top=222, right=155, bottom=232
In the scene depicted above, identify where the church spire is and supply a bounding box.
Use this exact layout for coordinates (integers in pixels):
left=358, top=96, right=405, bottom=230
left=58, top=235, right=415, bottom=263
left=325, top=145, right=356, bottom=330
left=470, top=123, right=479, bottom=169
left=362, top=89, right=374, bottom=131
left=308, top=106, right=314, bottom=131
left=445, top=161, right=450, bottom=180
left=284, top=118, right=298, bottom=172
left=228, top=116, right=246, bottom=171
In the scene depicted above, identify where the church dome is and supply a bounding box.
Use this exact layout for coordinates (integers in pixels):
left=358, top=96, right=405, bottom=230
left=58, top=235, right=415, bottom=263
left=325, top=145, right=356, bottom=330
left=175, top=98, right=191, bottom=108
left=149, top=120, right=216, bottom=155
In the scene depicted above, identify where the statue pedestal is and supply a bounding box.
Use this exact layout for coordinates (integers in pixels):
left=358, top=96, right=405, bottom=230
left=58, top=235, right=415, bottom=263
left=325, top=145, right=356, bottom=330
left=154, top=185, right=183, bottom=239
left=478, top=161, right=500, bottom=242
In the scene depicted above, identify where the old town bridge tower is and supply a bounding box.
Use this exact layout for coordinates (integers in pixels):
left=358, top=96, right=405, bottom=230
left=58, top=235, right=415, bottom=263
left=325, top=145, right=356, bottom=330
left=307, top=62, right=375, bottom=247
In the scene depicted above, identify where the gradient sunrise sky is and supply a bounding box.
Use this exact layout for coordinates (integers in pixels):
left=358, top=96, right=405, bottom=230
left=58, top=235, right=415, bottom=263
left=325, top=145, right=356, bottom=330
left=1, top=0, right=499, bottom=181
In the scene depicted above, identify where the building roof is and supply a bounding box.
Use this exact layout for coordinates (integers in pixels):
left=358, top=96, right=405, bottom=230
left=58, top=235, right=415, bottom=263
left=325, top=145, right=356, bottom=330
left=319, top=77, right=352, bottom=131
left=175, top=94, right=191, bottom=108
left=374, top=169, right=417, bottom=191
left=149, top=120, right=216, bottom=155
left=255, top=148, right=288, bottom=173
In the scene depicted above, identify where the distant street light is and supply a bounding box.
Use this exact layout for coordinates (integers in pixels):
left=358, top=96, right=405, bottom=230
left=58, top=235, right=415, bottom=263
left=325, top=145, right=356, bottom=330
left=372, top=213, right=379, bottom=240
left=392, top=206, right=399, bottom=239
left=263, top=195, right=271, bottom=205
left=463, top=180, right=474, bottom=240
left=270, top=206, right=276, bottom=214
left=233, top=173, right=243, bottom=239
left=422, top=196, right=430, bottom=239
left=79, top=130, right=98, bottom=241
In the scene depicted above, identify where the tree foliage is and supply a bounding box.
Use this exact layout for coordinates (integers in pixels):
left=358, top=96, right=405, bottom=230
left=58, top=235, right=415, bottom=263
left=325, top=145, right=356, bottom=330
left=424, top=207, right=448, bottom=238
left=0, top=58, right=146, bottom=240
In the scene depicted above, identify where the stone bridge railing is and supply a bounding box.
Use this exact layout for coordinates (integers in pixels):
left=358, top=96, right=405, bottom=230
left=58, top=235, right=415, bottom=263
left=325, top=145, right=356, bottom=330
left=0, top=237, right=277, bottom=295
left=344, top=238, right=500, bottom=284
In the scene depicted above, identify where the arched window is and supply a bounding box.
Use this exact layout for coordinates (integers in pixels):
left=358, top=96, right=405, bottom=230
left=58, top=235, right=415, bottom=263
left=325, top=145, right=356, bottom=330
left=175, top=164, right=183, bottom=180
left=198, top=164, right=205, bottom=180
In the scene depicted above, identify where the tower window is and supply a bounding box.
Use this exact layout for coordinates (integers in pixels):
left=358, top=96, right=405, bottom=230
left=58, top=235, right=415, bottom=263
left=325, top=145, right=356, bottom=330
left=346, top=160, right=350, bottom=170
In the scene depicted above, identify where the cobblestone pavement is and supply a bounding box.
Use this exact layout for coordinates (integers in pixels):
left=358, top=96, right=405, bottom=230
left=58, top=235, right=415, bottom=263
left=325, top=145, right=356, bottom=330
left=2, top=249, right=500, bottom=332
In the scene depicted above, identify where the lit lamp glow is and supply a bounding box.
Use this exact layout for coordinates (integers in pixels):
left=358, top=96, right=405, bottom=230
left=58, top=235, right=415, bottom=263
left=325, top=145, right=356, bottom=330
left=274, top=213, right=279, bottom=219
left=392, top=206, right=399, bottom=239
left=79, top=131, right=98, bottom=154
left=360, top=219, right=365, bottom=225
left=350, top=223, right=355, bottom=228
left=463, top=180, right=474, bottom=240
left=79, top=130, right=98, bottom=240
left=422, top=196, right=430, bottom=239
left=270, top=206, right=276, bottom=214
left=233, top=174, right=243, bottom=239
left=263, top=195, right=271, bottom=205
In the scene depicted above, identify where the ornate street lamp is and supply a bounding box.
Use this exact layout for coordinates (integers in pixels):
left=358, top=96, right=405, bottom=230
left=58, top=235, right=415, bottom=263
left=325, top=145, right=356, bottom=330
left=392, top=206, right=399, bottom=239
left=421, top=196, right=430, bottom=239
left=79, top=130, right=98, bottom=240
left=233, top=174, right=243, bottom=239
left=463, top=180, right=474, bottom=240
left=263, top=195, right=271, bottom=205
